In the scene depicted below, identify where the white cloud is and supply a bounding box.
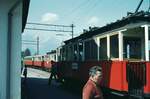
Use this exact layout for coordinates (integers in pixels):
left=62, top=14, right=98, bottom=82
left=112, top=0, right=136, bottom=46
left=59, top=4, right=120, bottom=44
left=87, top=16, right=99, bottom=26
left=41, top=12, right=59, bottom=23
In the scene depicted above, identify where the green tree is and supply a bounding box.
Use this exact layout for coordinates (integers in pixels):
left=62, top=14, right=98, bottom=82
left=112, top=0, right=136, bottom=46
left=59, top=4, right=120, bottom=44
left=24, top=48, right=31, bottom=56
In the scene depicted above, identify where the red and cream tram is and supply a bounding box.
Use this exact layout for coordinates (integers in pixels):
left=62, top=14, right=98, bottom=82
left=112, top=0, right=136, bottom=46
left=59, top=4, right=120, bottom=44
left=56, top=11, right=150, bottom=98
left=24, top=51, right=57, bottom=70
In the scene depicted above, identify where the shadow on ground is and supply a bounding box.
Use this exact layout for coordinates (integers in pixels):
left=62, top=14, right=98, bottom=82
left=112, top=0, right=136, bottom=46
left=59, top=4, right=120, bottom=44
left=22, top=77, right=145, bottom=99
left=21, top=77, right=81, bottom=99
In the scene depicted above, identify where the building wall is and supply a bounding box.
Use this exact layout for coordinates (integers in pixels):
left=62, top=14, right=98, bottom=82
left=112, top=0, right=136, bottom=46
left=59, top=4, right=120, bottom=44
left=10, top=2, right=22, bottom=99
left=0, top=0, right=22, bottom=99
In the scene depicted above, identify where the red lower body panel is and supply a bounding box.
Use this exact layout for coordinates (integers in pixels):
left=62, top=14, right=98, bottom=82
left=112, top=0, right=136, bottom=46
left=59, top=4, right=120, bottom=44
left=57, top=61, right=150, bottom=95
left=24, top=60, right=33, bottom=66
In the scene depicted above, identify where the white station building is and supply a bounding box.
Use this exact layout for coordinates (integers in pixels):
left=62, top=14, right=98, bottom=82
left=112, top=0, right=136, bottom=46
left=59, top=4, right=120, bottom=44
left=0, top=0, right=30, bottom=99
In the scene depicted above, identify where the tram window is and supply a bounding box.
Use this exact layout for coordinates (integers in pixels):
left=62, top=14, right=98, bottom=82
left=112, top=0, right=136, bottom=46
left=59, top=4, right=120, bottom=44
left=74, top=44, right=78, bottom=61
left=123, top=37, right=141, bottom=59
left=68, top=45, right=73, bottom=61
left=110, top=35, right=119, bottom=58
left=85, top=39, right=97, bottom=61
left=38, top=57, right=42, bottom=61
left=24, top=57, right=32, bottom=61
left=54, top=55, right=56, bottom=61
left=66, top=46, right=69, bottom=61
left=99, top=37, right=107, bottom=60
left=62, top=47, right=66, bottom=61
left=79, top=42, right=83, bottom=61
left=85, top=41, right=90, bottom=60
left=91, top=40, right=97, bottom=60
left=34, top=57, right=38, bottom=61
left=65, top=46, right=68, bottom=60
left=58, top=48, right=62, bottom=61
left=60, top=48, right=63, bottom=61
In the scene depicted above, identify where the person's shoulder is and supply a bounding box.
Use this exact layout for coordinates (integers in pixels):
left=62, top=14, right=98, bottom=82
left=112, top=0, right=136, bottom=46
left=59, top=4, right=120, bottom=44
left=82, top=79, right=95, bottom=99
left=83, top=80, right=94, bottom=90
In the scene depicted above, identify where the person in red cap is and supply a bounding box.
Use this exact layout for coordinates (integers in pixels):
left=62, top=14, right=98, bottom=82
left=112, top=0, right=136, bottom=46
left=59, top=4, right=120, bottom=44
left=82, top=66, right=104, bottom=99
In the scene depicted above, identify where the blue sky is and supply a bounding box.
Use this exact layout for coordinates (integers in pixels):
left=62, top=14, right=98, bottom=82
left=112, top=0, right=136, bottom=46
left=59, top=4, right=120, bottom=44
left=22, top=0, right=148, bottom=55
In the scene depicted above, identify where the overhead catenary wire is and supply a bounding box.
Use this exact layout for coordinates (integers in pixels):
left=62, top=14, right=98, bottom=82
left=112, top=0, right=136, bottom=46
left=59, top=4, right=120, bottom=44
left=22, top=43, right=37, bottom=45
left=60, top=0, right=102, bottom=35
left=62, top=0, right=92, bottom=19
left=71, top=0, right=102, bottom=31
left=22, top=40, right=38, bottom=46
left=22, top=37, right=39, bottom=55
left=62, top=0, right=94, bottom=22
left=25, top=27, right=73, bottom=33
left=27, top=22, right=72, bottom=27
left=25, top=22, right=75, bottom=38
left=74, top=0, right=101, bottom=22
left=22, top=40, right=37, bottom=42
left=85, top=0, right=102, bottom=17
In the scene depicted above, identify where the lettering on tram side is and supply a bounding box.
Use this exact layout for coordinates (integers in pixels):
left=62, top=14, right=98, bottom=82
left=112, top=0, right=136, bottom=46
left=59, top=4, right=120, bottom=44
left=71, top=62, right=78, bottom=70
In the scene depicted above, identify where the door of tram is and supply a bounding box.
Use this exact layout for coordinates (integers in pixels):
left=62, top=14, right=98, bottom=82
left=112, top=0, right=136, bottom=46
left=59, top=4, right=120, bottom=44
left=124, top=37, right=141, bottom=59
left=127, top=62, right=146, bottom=99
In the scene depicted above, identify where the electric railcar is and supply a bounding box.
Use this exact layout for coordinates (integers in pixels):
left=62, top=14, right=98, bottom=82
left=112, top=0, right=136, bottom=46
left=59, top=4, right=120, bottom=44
left=56, top=11, right=150, bottom=98
left=24, top=52, right=57, bottom=70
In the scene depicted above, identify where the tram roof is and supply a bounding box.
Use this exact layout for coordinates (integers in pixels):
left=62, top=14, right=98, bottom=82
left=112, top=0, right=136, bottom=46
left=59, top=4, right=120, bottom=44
left=47, top=50, right=56, bottom=55
left=65, top=11, right=150, bottom=44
